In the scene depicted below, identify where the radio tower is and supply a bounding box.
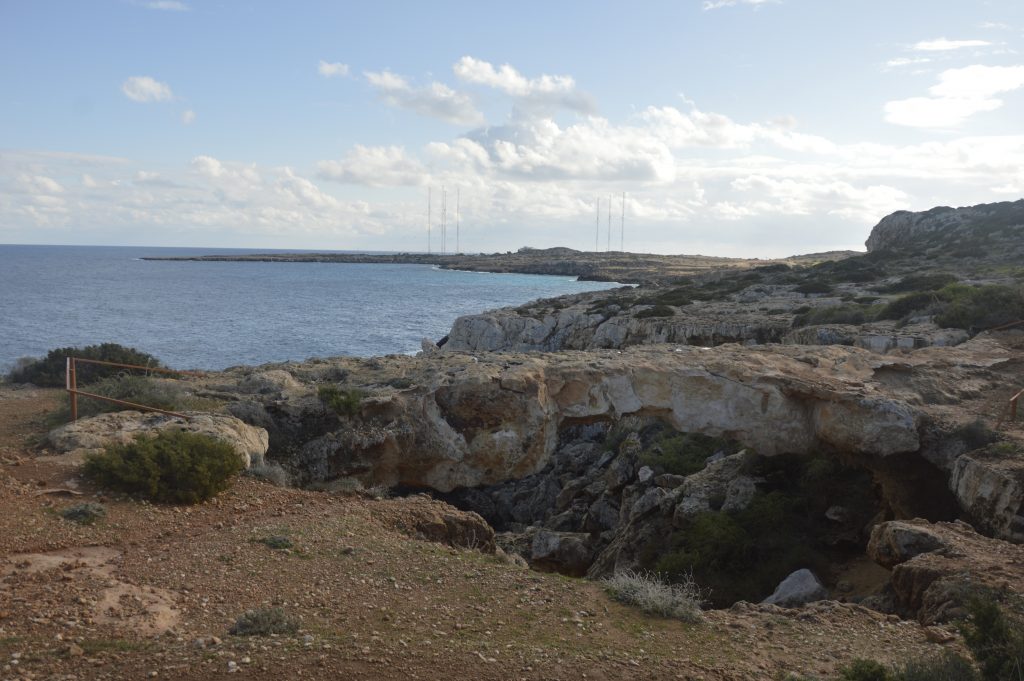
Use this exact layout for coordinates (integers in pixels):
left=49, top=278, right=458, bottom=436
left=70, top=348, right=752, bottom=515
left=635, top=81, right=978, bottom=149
left=441, top=187, right=447, bottom=255
left=606, top=194, right=612, bottom=252
left=620, top=192, right=625, bottom=252
left=456, top=188, right=460, bottom=254
left=594, top=197, right=600, bottom=252
left=427, top=187, right=432, bottom=254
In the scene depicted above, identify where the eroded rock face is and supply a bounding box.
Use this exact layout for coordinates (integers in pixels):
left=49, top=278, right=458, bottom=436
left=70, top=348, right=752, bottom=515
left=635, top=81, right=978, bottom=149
left=867, top=519, right=1024, bottom=624
left=949, top=444, right=1024, bottom=543
left=48, top=411, right=269, bottom=467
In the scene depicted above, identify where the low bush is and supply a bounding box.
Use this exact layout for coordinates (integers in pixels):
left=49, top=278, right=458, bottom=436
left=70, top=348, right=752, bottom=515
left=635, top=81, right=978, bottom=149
left=257, top=535, right=293, bottom=551
left=794, top=280, right=834, bottom=295
left=59, top=502, right=106, bottom=525
left=837, top=652, right=980, bottom=681
left=245, top=462, right=290, bottom=487
left=603, top=570, right=704, bottom=623
left=793, top=304, right=877, bottom=328
left=878, top=284, right=1024, bottom=330
left=640, top=432, right=740, bottom=476
left=634, top=304, right=676, bottom=319
left=318, top=385, right=365, bottom=417
left=961, top=594, right=1024, bottom=681
left=83, top=430, right=243, bottom=504
left=7, top=343, right=163, bottom=387
left=839, top=659, right=890, bottom=681
left=874, top=272, right=958, bottom=294
left=229, top=607, right=298, bottom=636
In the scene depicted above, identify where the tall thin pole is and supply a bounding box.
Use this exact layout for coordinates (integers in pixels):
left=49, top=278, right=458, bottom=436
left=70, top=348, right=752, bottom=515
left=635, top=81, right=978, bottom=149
left=427, top=187, right=431, bottom=254
left=456, top=187, right=460, bottom=254
left=595, top=197, right=600, bottom=253
left=621, top=192, right=625, bottom=252
left=441, top=187, right=447, bottom=255
left=606, top=194, right=611, bottom=252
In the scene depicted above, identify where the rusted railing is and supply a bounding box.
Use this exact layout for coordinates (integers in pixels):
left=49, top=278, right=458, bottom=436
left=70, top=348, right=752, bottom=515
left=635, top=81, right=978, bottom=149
left=996, top=388, right=1024, bottom=430
left=65, top=357, right=202, bottom=421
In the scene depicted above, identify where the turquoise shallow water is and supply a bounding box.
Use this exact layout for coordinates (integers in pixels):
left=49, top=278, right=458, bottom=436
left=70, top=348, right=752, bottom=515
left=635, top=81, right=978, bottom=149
left=0, top=245, right=618, bottom=371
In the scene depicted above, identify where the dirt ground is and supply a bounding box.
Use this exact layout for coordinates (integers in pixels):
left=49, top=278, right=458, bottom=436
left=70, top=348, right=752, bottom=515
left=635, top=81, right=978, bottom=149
left=0, top=387, right=966, bottom=681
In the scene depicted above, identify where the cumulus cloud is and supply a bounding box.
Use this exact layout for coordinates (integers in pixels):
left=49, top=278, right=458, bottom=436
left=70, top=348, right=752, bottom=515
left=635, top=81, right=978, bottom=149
left=122, top=76, right=173, bottom=103
left=317, top=145, right=426, bottom=186
left=885, top=64, right=1024, bottom=128
left=912, top=38, right=992, bottom=51
left=318, top=60, right=350, bottom=78
left=364, top=70, right=482, bottom=126
left=453, top=56, right=595, bottom=113
left=702, top=0, right=778, bottom=9
left=182, top=109, right=196, bottom=125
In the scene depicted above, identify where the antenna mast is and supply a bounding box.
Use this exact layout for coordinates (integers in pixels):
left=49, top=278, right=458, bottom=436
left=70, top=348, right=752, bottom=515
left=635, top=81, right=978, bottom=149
left=427, top=187, right=431, bottom=254
left=606, top=194, right=611, bottom=252
left=621, top=192, right=625, bottom=252
left=456, top=187, right=460, bottom=254
left=595, top=197, right=600, bottom=253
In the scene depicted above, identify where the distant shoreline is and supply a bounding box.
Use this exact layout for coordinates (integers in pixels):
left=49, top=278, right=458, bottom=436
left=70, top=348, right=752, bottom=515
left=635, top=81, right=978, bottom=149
left=142, top=247, right=858, bottom=285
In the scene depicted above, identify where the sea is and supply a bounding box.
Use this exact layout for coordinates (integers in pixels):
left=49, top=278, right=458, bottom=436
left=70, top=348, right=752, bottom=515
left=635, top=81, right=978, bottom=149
left=0, top=245, right=619, bottom=371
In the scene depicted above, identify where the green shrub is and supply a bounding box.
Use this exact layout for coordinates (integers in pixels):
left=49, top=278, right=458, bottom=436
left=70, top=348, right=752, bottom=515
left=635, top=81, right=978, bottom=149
left=794, top=280, right=834, bottom=295
left=603, top=570, right=704, bottom=623
left=7, top=343, right=163, bottom=387
left=839, top=659, right=891, bottom=681
left=634, top=304, right=676, bottom=319
left=793, top=304, right=877, bottom=328
left=83, top=430, right=243, bottom=504
left=895, top=652, right=979, bottom=681
left=229, top=607, right=298, bottom=636
left=934, top=284, right=1024, bottom=331
left=318, top=385, right=365, bottom=417
left=257, top=535, right=293, bottom=550
left=874, top=272, right=958, bottom=294
left=961, top=595, right=1024, bottom=681
left=59, top=502, right=106, bottom=525
left=954, top=420, right=1001, bottom=451
left=640, top=432, right=739, bottom=476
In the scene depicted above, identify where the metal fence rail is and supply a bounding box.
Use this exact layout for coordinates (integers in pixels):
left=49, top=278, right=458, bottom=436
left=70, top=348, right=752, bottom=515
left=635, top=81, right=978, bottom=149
left=64, top=357, right=202, bottom=422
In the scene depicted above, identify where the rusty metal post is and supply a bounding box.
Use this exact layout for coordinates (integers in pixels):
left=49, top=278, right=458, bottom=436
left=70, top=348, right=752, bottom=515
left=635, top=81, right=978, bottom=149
left=68, top=357, right=78, bottom=421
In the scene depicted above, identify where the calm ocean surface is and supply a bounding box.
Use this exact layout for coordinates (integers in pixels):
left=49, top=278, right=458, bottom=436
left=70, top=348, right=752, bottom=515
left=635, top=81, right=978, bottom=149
left=0, top=245, right=618, bottom=371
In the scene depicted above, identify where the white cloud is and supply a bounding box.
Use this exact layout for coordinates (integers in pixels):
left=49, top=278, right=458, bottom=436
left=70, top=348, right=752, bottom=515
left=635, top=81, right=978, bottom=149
left=702, top=0, right=777, bottom=9
left=182, top=109, right=196, bottom=125
left=139, top=0, right=189, bottom=10
left=318, top=61, right=350, bottom=78
left=364, top=70, right=482, bottom=126
left=912, top=38, right=992, bottom=51
left=885, top=64, right=1024, bottom=128
left=317, top=145, right=426, bottom=186
left=122, top=76, right=173, bottom=103
left=453, top=56, right=595, bottom=113
left=885, top=57, right=932, bottom=69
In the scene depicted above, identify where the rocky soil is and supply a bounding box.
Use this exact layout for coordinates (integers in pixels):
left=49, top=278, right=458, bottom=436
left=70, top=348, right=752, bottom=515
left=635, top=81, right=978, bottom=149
left=0, top=387, right=967, bottom=681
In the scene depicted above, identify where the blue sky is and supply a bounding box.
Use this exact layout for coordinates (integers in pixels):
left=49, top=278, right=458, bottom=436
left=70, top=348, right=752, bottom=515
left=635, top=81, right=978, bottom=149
left=2, top=0, right=1023, bottom=256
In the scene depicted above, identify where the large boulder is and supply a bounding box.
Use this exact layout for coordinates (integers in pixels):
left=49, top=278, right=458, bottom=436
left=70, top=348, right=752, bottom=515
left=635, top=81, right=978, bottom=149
left=530, top=530, right=593, bottom=576
left=949, top=445, right=1024, bottom=542
left=48, top=411, right=269, bottom=467
left=866, top=520, right=949, bottom=569
left=761, top=569, right=828, bottom=608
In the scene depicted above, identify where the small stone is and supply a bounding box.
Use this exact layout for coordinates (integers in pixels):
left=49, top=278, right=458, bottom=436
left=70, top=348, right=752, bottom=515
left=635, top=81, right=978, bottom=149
left=227, top=660, right=238, bottom=673
left=67, top=643, right=85, bottom=657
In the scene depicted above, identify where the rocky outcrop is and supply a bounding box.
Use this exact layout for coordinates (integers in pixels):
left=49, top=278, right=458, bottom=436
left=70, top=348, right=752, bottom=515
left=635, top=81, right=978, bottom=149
left=762, top=569, right=828, bottom=608
left=865, top=200, right=1024, bottom=252
left=949, top=443, right=1024, bottom=542
left=48, top=411, right=270, bottom=467
left=867, top=519, right=1024, bottom=623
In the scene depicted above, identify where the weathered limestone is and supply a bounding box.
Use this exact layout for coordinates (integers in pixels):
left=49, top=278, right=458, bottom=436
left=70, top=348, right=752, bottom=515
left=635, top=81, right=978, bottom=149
left=48, top=411, right=269, bottom=467
left=762, top=569, right=829, bottom=608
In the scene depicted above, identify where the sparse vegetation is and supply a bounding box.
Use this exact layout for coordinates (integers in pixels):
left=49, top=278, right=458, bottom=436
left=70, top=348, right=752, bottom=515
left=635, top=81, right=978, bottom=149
left=257, top=535, right=293, bottom=551
left=961, top=594, right=1024, bottom=681
left=837, top=651, right=980, bottom=681
left=245, top=461, right=290, bottom=487
left=48, top=373, right=206, bottom=424
left=877, top=284, right=1024, bottom=331
left=634, top=304, right=676, bottom=319
left=318, top=385, right=365, bottom=417
left=640, top=431, right=740, bottom=476
left=6, top=343, right=163, bottom=387
left=58, top=502, right=106, bottom=525
left=603, top=570, right=704, bottom=623
left=229, top=607, right=298, bottom=636
left=83, top=430, right=244, bottom=504
left=793, top=304, right=877, bottom=328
